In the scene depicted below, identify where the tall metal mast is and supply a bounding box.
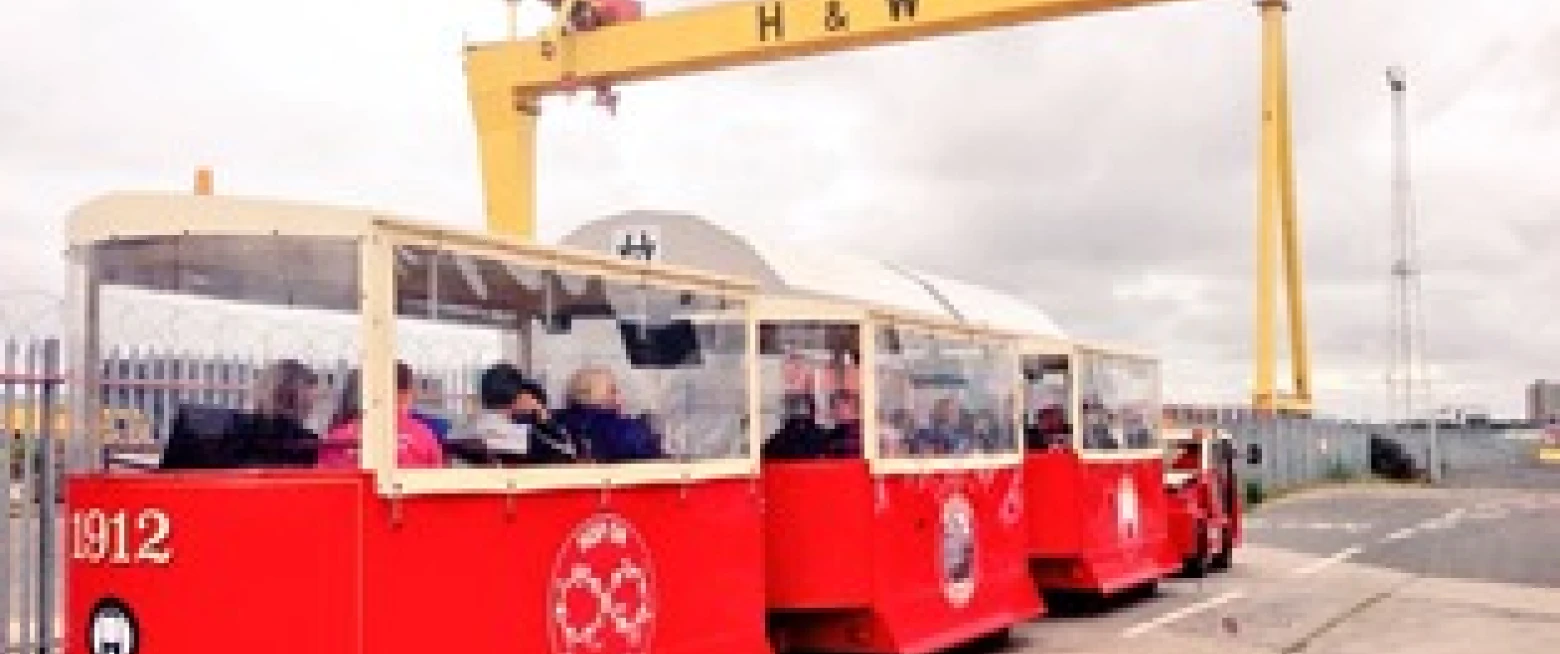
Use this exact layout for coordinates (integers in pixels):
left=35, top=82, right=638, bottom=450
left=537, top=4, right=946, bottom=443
left=1386, top=66, right=1426, bottom=427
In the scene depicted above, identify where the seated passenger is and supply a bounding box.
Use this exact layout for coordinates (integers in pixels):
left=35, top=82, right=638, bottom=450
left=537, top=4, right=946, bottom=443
left=318, top=362, right=446, bottom=469
left=555, top=367, right=661, bottom=463
left=1082, top=420, right=1118, bottom=450
left=970, top=410, right=1004, bottom=453
left=1025, top=406, right=1071, bottom=450
left=451, top=363, right=582, bottom=465
left=762, top=393, right=827, bottom=460
left=878, top=409, right=916, bottom=457
left=915, top=397, right=969, bottom=456
left=823, top=391, right=862, bottom=458
left=242, top=359, right=321, bottom=466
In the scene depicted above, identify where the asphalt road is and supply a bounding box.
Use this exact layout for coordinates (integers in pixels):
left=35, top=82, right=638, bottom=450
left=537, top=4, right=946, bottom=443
left=986, top=466, right=1560, bottom=653
left=1246, top=468, right=1560, bottom=588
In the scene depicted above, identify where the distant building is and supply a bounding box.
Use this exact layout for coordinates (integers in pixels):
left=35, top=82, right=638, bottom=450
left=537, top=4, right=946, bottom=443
left=1527, top=380, right=1560, bottom=425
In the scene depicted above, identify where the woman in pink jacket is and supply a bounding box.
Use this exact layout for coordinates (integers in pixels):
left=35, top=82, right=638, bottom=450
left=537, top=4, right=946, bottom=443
left=318, top=362, right=445, bottom=469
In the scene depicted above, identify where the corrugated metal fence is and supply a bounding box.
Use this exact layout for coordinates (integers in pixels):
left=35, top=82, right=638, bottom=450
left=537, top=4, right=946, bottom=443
left=1222, top=417, right=1543, bottom=495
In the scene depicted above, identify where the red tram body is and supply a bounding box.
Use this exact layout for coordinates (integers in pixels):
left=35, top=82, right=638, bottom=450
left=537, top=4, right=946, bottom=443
left=68, top=473, right=767, bottom=654
left=60, top=196, right=1217, bottom=654
left=1024, top=453, right=1178, bottom=593
left=1163, top=428, right=1242, bottom=575
left=763, top=463, right=1036, bottom=654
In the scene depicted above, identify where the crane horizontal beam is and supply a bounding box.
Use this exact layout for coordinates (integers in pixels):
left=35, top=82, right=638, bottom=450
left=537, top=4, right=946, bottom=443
left=466, top=0, right=1186, bottom=96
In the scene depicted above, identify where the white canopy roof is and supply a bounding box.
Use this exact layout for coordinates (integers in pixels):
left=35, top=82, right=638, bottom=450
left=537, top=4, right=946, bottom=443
left=559, top=211, right=1066, bottom=339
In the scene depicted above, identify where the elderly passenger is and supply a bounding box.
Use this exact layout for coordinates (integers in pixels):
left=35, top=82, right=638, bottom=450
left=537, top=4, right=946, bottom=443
left=554, top=367, right=660, bottom=463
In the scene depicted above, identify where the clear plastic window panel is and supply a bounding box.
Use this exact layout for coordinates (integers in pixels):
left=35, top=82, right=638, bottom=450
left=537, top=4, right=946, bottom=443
left=390, top=245, right=749, bottom=469
left=1077, top=353, right=1160, bottom=452
left=876, top=326, right=1018, bottom=459
left=89, top=235, right=362, bottom=470
left=1023, top=354, right=1072, bottom=450
left=757, top=322, right=861, bottom=460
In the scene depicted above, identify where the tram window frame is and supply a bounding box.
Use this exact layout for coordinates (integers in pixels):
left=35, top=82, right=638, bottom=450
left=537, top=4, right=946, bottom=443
left=870, top=320, right=1022, bottom=474
left=756, top=321, right=863, bottom=461
left=1021, top=352, right=1073, bottom=452
left=1074, top=348, right=1163, bottom=459
left=77, top=233, right=365, bottom=472
left=372, top=233, right=759, bottom=496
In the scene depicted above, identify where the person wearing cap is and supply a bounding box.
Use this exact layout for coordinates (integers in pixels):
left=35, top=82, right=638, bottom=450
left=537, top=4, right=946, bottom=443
left=451, top=363, right=583, bottom=465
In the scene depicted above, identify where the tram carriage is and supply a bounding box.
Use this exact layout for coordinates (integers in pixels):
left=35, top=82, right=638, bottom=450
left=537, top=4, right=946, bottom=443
left=1162, top=427, right=1242, bottom=576
left=1017, top=342, right=1180, bottom=595
left=64, top=193, right=767, bottom=654
left=565, top=215, right=1041, bottom=652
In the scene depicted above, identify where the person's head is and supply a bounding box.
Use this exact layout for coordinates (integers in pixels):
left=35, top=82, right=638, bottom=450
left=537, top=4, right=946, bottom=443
left=567, top=367, right=622, bottom=411
left=395, top=361, right=414, bottom=405
left=782, top=393, right=816, bottom=422
left=479, top=363, right=549, bottom=416
left=253, top=359, right=319, bottom=422
left=829, top=391, right=860, bottom=424
left=932, top=397, right=959, bottom=424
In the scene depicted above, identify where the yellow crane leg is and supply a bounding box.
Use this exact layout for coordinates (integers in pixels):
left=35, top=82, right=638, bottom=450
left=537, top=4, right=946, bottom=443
left=1273, top=6, right=1310, bottom=412
left=471, top=83, right=540, bottom=240
left=1254, top=0, right=1309, bottom=416
left=1253, top=0, right=1282, bottom=413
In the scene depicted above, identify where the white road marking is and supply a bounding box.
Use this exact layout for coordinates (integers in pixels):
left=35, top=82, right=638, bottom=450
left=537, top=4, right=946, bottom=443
left=1380, top=526, right=1419, bottom=543
left=1293, top=545, right=1365, bottom=576
left=1121, top=590, right=1246, bottom=639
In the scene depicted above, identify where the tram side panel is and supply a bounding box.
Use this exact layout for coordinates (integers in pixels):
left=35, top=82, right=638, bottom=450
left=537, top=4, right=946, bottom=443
left=1026, top=455, right=1178, bottom=594
left=1024, top=451, right=1085, bottom=557
left=870, top=469, right=1037, bottom=653
left=66, top=473, right=366, bottom=654
left=360, top=478, right=769, bottom=654
left=770, top=467, right=1037, bottom=654
left=762, top=461, right=875, bottom=608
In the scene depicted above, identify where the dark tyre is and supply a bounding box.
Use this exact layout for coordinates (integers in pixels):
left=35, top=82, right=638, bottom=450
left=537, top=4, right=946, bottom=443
left=1181, top=521, right=1210, bottom=578
left=1210, top=529, right=1235, bottom=571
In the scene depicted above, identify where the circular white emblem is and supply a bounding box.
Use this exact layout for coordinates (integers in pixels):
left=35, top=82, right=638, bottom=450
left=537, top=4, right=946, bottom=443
left=88, top=600, right=137, bottom=654
left=1117, top=476, right=1141, bottom=541
left=549, top=513, right=657, bottom=654
left=940, top=493, right=977, bottom=607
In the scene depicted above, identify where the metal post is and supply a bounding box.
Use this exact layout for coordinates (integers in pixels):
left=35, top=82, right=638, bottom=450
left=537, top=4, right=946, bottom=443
left=37, top=339, right=60, bottom=654
left=19, top=342, right=37, bottom=653
left=2, top=339, right=13, bottom=654
left=1428, top=407, right=1441, bottom=484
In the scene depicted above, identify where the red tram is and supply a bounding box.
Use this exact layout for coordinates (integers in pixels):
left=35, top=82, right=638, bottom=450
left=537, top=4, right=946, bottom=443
left=1019, top=344, right=1180, bottom=595
left=1163, top=427, right=1242, bottom=576
left=64, top=196, right=1209, bottom=654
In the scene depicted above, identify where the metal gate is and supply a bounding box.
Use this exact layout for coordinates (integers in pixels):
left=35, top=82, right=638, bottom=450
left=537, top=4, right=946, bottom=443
left=3, top=338, right=62, bottom=654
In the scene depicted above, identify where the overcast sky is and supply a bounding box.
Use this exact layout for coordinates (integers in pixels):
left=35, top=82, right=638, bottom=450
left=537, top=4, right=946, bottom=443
left=4, top=0, right=1558, bottom=418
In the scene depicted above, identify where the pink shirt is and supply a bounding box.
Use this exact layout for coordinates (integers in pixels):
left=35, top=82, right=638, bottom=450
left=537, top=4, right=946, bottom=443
left=318, top=408, right=446, bottom=469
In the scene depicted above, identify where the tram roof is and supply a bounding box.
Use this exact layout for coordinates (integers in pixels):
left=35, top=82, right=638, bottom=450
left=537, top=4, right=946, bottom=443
left=559, top=211, right=1067, bottom=339
left=66, top=193, right=756, bottom=293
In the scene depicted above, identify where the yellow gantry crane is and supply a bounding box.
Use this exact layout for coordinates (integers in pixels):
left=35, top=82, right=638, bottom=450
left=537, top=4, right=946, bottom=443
left=462, top=0, right=1311, bottom=415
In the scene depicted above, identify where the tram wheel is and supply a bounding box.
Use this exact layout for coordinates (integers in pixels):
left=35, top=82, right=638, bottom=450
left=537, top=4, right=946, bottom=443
left=1181, top=521, right=1211, bottom=578
left=1209, top=530, right=1235, bottom=571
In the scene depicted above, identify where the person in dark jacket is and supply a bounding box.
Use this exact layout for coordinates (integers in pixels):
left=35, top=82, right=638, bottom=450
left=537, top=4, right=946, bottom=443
left=762, top=393, right=827, bottom=460
left=449, top=363, right=583, bottom=465
left=244, top=359, right=321, bottom=466
left=555, top=367, right=661, bottom=463
left=823, top=391, right=862, bottom=458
